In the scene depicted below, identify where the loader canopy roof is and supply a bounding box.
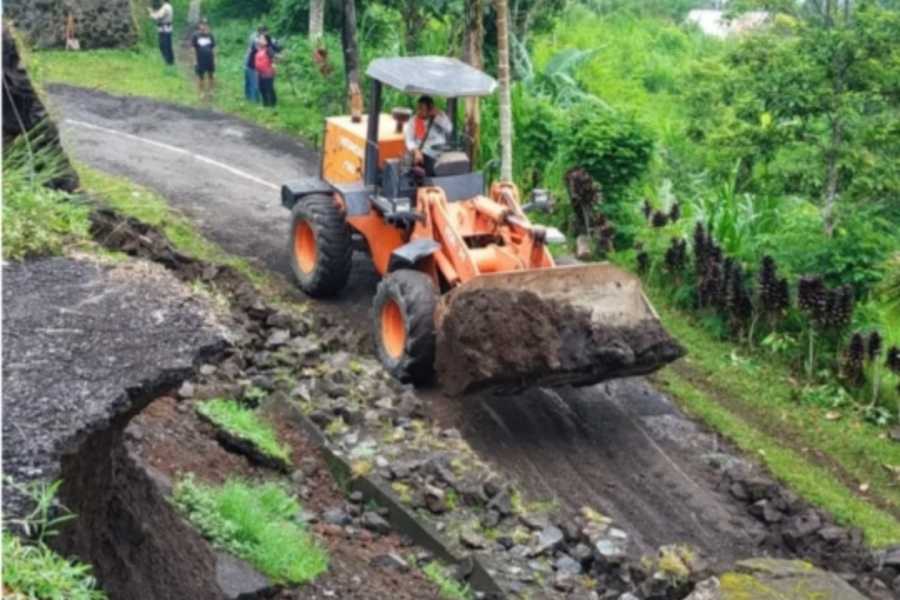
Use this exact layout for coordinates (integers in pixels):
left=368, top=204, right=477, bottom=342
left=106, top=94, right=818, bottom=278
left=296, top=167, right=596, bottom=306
left=366, top=56, right=498, bottom=98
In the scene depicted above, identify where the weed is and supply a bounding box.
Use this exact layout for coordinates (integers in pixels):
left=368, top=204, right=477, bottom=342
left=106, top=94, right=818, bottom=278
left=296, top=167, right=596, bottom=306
left=196, top=399, right=290, bottom=465
left=2, top=130, right=91, bottom=260
left=3, top=478, right=75, bottom=544
left=172, top=476, right=328, bottom=584
left=2, top=478, right=106, bottom=599
left=422, top=562, right=473, bottom=600
left=2, top=532, right=106, bottom=600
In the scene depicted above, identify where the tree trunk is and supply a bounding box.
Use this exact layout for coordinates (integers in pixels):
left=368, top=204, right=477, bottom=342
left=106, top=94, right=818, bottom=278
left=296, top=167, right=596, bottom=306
left=309, top=0, right=324, bottom=43
left=463, top=0, right=483, bottom=163
left=822, top=113, right=843, bottom=237
left=404, top=0, right=424, bottom=54
left=494, top=0, right=513, bottom=181
left=342, top=0, right=362, bottom=121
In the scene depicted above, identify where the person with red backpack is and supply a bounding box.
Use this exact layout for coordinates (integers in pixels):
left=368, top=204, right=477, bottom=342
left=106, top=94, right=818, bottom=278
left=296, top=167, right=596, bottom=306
left=254, top=36, right=277, bottom=107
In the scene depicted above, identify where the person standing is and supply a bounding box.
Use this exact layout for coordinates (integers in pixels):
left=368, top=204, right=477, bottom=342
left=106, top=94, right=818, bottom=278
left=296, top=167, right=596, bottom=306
left=191, top=19, right=216, bottom=102
left=245, top=25, right=281, bottom=104
left=254, top=36, right=277, bottom=107
left=148, top=0, right=174, bottom=65
left=244, top=27, right=261, bottom=102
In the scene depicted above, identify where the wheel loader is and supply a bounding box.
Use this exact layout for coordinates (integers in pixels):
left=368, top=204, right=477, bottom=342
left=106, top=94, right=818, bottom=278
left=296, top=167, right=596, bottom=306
left=280, top=56, right=683, bottom=393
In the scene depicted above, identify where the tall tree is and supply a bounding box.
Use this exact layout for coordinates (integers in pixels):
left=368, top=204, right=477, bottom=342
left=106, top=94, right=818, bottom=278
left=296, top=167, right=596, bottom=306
left=463, top=0, right=484, bottom=163
left=342, top=0, right=362, bottom=121
left=309, top=0, right=325, bottom=43
left=494, top=0, right=513, bottom=181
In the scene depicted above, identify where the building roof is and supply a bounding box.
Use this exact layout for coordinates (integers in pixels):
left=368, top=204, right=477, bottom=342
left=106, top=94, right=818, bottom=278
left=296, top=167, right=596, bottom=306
left=366, top=56, right=498, bottom=98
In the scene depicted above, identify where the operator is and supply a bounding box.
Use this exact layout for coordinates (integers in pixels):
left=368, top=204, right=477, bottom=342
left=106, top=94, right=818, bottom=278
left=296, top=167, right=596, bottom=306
left=404, top=96, right=452, bottom=176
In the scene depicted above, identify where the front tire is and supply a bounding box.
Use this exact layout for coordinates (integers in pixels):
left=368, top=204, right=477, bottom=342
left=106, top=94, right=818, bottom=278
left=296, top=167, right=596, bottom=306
left=289, top=194, right=352, bottom=297
left=373, top=270, right=438, bottom=385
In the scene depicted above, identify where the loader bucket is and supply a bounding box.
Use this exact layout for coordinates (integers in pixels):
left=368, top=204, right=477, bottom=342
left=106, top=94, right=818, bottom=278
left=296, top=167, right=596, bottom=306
left=434, top=263, right=685, bottom=395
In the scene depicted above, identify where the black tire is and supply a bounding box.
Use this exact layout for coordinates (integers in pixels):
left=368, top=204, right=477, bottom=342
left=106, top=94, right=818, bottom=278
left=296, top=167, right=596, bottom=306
left=372, top=270, right=438, bottom=385
left=289, top=194, right=352, bottom=297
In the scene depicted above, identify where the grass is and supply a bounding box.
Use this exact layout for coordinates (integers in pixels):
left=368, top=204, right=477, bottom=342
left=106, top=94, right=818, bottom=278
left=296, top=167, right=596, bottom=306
left=421, top=562, right=473, bottom=600
left=650, top=296, right=900, bottom=547
left=172, top=477, right=327, bottom=584
left=2, top=130, right=92, bottom=260
left=28, top=20, right=345, bottom=146
left=196, top=399, right=291, bottom=465
left=77, top=165, right=267, bottom=288
left=2, top=532, right=107, bottom=600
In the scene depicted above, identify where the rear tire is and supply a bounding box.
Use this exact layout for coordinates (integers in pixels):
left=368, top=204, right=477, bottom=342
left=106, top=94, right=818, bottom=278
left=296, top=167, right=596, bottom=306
left=289, top=194, right=352, bottom=297
left=373, top=270, right=438, bottom=385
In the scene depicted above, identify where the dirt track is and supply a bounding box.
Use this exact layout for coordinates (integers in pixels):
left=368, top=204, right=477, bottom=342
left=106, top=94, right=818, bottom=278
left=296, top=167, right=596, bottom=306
left=49, top=85, right=782, bottom=566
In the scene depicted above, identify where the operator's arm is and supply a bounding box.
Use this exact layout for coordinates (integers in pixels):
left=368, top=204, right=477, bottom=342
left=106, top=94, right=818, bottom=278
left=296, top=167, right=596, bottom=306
left=432, top=111, right=452, bottom=137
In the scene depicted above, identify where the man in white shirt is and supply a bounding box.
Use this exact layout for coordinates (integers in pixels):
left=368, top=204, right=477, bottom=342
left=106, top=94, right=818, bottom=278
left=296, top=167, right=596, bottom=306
left=148, top=1, right=174, bottom=65
left=404, top=96, right=452, bottom=176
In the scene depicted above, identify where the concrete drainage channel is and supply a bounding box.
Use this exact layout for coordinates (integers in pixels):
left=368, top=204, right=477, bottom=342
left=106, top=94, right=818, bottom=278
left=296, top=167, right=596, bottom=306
left=86, top=207, right=900, bottom=599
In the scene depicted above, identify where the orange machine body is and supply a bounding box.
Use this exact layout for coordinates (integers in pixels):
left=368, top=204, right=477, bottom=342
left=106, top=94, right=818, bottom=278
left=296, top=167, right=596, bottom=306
left=321, top=112, right=555, bottom=291
left=322, top=114, right=406, bottom=183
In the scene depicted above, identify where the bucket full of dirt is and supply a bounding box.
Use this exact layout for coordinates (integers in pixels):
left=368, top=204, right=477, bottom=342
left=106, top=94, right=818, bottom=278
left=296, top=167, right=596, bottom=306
left=434, top=263, right=685, bottom=395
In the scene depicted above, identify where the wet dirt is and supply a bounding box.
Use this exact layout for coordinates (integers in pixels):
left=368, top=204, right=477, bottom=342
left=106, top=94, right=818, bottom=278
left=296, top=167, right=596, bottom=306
left=50, top=86, right=898, bottom=595
left=128, top=395, right=446, bottom=600
left=436, top=287, right=685, bottom=394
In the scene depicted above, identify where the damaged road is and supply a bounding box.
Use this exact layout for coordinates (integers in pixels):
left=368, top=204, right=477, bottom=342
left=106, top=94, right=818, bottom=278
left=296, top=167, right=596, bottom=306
left=48, top=85, right=899, bottom=596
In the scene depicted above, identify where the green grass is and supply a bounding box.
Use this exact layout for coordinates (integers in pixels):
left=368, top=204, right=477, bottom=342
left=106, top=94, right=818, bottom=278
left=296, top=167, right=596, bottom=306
left=651, top=296, right=900, bottom=547
left=172, top=477, right=327, bottom=584
left=28, top=20, right=344, bottom=146
left=30, top=48, right=197, bottom=105
left=422, top=562, right=473, bottom=600
left=196, top=399, right=290, bottom=465
left=3, top=532, right=107, bottom=600
left=2, top=131, right=92, bottom=260
left=77, top=165, right=267, bottom=288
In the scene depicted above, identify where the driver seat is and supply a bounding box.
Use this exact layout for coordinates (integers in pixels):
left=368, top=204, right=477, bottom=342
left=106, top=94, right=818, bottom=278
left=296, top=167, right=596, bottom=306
left=433, top=151, right=470, bottom=176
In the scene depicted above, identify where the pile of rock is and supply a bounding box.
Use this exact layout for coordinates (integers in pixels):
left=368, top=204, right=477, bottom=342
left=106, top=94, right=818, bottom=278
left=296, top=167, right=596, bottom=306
left=723, top=467, right=899, bottom=597
left=4, top=0, right=137, bottom=49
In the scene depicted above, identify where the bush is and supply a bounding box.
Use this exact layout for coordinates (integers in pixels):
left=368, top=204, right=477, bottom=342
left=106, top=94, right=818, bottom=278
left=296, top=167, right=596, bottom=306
left=562, top=104, right=654, bottom=201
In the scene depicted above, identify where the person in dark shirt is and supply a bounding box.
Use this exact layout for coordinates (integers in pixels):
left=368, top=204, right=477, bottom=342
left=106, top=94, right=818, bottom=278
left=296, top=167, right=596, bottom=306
left=191, top=19, right=216, bottom=102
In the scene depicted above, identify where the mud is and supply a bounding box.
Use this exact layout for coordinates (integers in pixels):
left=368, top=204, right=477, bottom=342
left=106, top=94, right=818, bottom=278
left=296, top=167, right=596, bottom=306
left=436, top=287, right=685, bottom=394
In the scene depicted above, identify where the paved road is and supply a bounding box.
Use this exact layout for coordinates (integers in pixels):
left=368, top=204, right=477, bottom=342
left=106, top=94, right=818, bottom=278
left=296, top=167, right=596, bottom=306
left=49, top=84, right=768, bottom=565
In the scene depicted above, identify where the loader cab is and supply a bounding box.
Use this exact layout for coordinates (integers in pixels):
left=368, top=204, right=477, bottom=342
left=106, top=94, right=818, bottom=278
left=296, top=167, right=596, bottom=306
left=320, top=56, right=498, bottom=208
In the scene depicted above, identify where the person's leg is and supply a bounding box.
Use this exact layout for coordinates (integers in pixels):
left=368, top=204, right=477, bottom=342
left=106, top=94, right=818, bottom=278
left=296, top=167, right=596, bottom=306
left=158, top=32, right=167, bottom=63
left=270, top=77, right=277, bottom=107
left=244, top=67, right=253, bottom=100
left=423, top=154, right=436, bottom=177
left=208, top=73, right=216, bottom=101
left=162, top=33, right=174, bottom=65
left=259, top=77, right=271, bottom=106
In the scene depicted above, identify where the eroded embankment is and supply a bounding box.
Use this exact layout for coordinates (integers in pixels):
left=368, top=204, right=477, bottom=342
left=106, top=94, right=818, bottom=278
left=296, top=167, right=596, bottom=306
left=1, top=257, right=235, bottom=599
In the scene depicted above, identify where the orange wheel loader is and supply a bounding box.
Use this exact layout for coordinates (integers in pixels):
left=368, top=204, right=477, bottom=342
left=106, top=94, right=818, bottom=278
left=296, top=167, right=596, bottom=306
left=280, top=57, right=682, bottom=390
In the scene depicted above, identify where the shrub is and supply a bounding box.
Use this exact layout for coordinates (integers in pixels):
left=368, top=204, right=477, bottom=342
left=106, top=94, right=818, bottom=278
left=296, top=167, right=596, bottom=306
left=562, top=103, right=654, bottom=201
